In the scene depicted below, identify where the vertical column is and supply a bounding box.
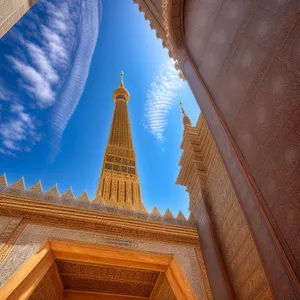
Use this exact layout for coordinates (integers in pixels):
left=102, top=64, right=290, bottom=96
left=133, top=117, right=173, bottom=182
left=190, top=189, right=235, bottom=300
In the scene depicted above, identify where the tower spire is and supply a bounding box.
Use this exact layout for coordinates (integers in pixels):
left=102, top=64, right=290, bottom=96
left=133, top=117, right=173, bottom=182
left=94, top=73, right=146, bottom=212
left=179, top=101, right=191, bottom=126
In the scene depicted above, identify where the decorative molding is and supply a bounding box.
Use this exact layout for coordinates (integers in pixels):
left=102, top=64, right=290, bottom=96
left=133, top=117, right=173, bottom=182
left=0, top=175, right=193, bottom=228
left=133, top=0, right=167, bottom=46
left=0, top=196, right=199, bottom=246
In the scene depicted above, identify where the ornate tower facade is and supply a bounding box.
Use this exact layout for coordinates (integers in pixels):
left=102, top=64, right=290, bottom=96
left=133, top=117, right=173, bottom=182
left=94, top=73, right=146, bottom=212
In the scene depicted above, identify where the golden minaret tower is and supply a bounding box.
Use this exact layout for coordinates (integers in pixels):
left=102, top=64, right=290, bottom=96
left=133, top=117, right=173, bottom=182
left=94, top=72, right=146, bottom=212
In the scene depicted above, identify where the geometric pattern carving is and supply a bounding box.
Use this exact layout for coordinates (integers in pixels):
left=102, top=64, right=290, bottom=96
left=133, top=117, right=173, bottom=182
left=57, top=259, right=159, bottom=297
left=0, top=217, right=25, bottom=264
left=0, top=216, right=22, bottom=252
left=28, top=263, right=63, bottom=300
left=177, top=113, right=271, bottom=299
left=151, top=273, right=176, bottom=299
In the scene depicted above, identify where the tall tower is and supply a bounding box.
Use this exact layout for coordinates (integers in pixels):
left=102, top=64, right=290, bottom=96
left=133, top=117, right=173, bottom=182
left=94, top=72, right=146, bottom=212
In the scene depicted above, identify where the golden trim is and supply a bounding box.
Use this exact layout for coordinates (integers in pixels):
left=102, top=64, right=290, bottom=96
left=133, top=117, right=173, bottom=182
left=0, top=195, right=199, bottom=246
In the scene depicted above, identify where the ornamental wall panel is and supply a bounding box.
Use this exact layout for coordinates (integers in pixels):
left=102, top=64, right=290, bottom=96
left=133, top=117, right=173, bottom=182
left=206, top=150, right=271, bottom=299
left=177, top=115, right=272, bottom=299
left=183, top=0, right=300, bottom=290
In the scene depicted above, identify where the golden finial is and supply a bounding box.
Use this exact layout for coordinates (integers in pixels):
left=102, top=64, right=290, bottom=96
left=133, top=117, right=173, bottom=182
left=120, top=71, right=124, bottom=88
left=113, top=71, right=130, bottom=103
left=179, top=101, right=191, bottom=126
left=179, top=101, right=185, bottom=114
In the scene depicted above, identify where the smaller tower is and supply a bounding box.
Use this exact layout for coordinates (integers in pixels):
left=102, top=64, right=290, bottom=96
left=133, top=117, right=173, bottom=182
left=179, top=101, right=191, bottom=127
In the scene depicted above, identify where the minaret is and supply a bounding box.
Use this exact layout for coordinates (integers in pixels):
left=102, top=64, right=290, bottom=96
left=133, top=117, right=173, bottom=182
left=94, top=72, right=146, bottom=212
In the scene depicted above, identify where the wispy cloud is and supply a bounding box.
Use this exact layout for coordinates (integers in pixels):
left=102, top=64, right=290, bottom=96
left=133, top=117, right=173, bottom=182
left=0, top=0, right=102, bottom=157
left=51, top=0, right=102, bottom=161
left=144, top=59, right=183, bottom=142
left=0, top=81, right=15, bottom=101
left=0, top=102, right=41, bottom=156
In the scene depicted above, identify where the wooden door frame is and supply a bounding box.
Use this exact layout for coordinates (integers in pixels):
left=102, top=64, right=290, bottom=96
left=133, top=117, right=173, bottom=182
left=0, top=240, right=197, bottom=300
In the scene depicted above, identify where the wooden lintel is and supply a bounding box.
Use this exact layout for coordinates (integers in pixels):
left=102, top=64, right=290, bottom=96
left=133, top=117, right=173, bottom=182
left=166, top=257, right=197, bottom=300
left=50, top=240, right=171, bottom=272
left=64, top=290, right=149, bottom=300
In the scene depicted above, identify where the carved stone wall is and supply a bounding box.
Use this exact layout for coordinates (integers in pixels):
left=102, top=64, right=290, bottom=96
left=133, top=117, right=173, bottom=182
left=0, top=216, right=24, bottom=262
left=0, top=222, right=206, bottom=299
left=0, top=216, right=22, bottom=246
left=205, top=134, right=272, bottom=299
left=0, top=0, right=37, bottom=38
left=183, top=1, right=300, bottom=294
left=177, top=114, right=272, bottom=299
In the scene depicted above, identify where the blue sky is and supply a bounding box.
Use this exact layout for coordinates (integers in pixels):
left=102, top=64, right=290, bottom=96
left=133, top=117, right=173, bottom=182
left=0, top=0, right=200, bottom=217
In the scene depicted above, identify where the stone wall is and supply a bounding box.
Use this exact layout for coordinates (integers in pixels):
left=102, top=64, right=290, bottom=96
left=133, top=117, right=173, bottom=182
left=177, top=115, right=272, bottom=299
left=204, top=130, right=272, bottom=299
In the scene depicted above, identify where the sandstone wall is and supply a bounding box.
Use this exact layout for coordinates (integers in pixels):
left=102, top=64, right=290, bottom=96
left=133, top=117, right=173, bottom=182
left=0, top=0, right=37, bottom=38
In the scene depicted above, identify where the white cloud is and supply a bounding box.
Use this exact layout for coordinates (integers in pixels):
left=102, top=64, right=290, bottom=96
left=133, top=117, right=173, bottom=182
left=10, top=103, right=24, bottom=113
left=6, top=0, right=73, bottom=108
left=0, top=113, right=36, bottom=152
left=26, top=42, right=59, bottom=84
left=1, top=0, right=102, bottom=157
left=0, top=82, right=14, bottom=101
left=144, top=59, right=183, bottom=142
left=7, top=56, right=56, bottom=106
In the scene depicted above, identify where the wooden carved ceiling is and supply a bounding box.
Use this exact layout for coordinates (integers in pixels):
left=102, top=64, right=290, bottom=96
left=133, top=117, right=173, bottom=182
left=29, top=260, right=172, bottom=299
left=4, top=241, right=188, bottom=300
left=57, top=260, right=160, bottom=298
